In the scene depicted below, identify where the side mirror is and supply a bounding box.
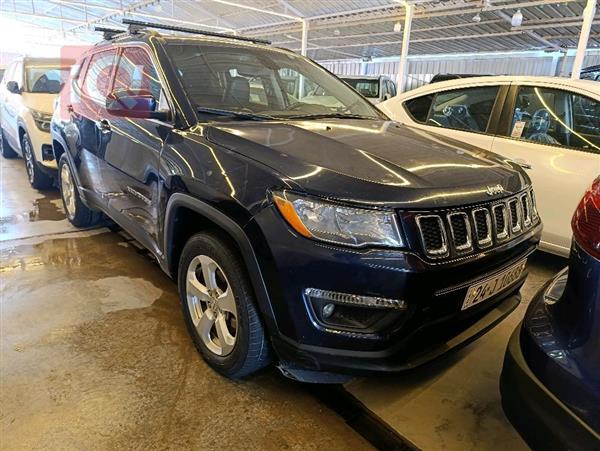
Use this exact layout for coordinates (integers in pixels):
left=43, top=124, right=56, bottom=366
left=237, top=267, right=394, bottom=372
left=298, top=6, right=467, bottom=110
left=105, top=88, right=169, bottom=121
left=6, top=81, right=21, bottom=94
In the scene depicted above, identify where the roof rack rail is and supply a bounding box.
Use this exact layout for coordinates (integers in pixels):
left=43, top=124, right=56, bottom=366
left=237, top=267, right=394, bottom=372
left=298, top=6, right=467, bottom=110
left=94, top=26, right=126, bottom=40
left=121, top=19, right=271, bottom=45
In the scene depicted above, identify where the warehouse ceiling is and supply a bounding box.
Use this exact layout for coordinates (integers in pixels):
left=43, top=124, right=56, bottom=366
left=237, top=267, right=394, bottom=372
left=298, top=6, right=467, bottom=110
left=1, top=0, right=599, bottom=60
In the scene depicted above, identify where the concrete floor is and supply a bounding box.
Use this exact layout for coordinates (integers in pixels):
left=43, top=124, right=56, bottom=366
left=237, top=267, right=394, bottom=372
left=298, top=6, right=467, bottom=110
left=1, top=156, right=567, bottom=450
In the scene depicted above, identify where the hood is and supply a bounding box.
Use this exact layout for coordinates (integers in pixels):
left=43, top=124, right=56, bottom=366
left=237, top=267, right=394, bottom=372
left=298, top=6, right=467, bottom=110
left=21, top=92, right=57, bottom=115
left=204, top=119, right=528, bottom=208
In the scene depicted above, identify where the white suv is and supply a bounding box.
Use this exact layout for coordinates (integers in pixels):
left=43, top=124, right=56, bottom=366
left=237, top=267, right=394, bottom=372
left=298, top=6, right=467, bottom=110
left=379, top=75, right=600, bottom=257
left=0, top=57, right=72, bottom=189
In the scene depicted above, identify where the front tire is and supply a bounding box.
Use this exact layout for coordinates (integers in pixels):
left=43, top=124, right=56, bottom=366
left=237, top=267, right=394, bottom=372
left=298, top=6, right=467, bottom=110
left=178, top=232, right=271, bottom=379
left=58, top=154, right=102, bottom=227
left=22, top=132, right=53, bottom=189
left=1, top=128, right=18, bottom=158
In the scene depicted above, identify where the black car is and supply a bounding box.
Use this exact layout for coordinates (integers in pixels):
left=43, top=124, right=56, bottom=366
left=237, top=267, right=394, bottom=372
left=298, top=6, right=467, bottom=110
left=51, top=21, right=542, bottom=382
left=501, top=177, right=600, bottom=450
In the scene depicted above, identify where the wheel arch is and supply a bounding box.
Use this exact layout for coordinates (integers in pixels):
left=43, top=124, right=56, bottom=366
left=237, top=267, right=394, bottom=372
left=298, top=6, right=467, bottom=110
left=164, top=193, right=277, bottom=331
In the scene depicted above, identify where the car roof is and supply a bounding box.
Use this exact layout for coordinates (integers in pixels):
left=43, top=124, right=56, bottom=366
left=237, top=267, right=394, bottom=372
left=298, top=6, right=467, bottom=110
left=341, top=75, right=384, bottom=80
left=396, top=75, right=598, bottom=97
left=9, top=57, right=74, bottom=67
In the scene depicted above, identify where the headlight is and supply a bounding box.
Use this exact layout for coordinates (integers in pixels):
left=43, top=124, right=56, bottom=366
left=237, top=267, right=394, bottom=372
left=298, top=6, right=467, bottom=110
left=272, top=191, right=403, bottom=248
left=31, top=110, right=52, bottom=132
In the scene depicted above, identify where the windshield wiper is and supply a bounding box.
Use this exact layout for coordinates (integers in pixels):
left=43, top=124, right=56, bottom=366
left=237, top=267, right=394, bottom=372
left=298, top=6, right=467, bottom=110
left=197, top=107, right=274, bottom=121
left=282, top=113, right=375, bottom=120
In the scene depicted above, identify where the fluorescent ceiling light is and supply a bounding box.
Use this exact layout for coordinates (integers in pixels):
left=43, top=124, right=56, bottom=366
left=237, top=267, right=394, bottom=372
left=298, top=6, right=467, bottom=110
left=50, top=0, right=123, bottom=13
left=208, top=0, right=302, bottom=21
left=511, top=9, right=523, bottom=27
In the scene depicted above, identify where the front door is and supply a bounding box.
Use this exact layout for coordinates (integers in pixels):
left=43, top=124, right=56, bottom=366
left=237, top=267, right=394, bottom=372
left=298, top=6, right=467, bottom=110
left=491, top=84, right=600, bottom=255
left=98, top=45, right=171, bottom=256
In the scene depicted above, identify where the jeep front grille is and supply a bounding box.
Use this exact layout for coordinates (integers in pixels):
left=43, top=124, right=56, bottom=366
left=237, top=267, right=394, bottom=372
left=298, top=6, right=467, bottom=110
left=413, top=189, right=538, bottom=259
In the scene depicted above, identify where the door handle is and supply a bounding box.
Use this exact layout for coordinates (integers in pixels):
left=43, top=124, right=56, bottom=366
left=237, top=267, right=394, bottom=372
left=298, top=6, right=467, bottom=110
left=96, top=119, right=111, bottom=133
left=512, top=158, right=532, bottom=170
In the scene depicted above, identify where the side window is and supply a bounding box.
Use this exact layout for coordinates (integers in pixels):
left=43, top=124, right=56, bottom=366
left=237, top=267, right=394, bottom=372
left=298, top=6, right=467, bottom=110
left=426, top=86, right=499, bottom=132
left=13, top=62, right=23, bottom=85
left=571, top=94, right=600, bottom=151
left=82, top=50, right=116, bottom=103
left=404, top=94, right=434, bottom=123
left=389, top=80, right=397, bottom=97
left=509, top=86, right=599, bottom=152
left=113, top=47, right=162, bottom=102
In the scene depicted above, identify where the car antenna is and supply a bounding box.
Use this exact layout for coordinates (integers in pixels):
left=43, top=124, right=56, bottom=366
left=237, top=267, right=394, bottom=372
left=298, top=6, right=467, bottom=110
left=121, top=18, right=271, bottom=45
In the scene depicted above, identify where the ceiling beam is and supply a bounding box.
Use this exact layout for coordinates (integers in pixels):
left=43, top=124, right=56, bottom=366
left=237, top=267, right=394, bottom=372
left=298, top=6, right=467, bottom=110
left=206, top=0, right=302, bottom=21
left=240, top=0, right=578, bottom=35
left=273, top=19, right=507, bottom=45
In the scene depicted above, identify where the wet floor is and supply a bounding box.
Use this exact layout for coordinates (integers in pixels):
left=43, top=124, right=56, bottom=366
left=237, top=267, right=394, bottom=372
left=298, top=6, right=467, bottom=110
left=0, top=158, right=372, bottom=450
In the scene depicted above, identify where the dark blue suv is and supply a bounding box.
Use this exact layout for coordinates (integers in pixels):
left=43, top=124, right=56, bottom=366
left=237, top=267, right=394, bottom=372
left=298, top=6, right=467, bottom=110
left=51, top=22, right=541, bottom=382
left=501, top=177, right=600, bottom=449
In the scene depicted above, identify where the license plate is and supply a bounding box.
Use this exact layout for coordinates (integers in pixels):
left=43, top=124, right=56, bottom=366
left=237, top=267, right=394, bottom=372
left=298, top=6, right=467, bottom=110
left=462, top=259, right=527, bottom=310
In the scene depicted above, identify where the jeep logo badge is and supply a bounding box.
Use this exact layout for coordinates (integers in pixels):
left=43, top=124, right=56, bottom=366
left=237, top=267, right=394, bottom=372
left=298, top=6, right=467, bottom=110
left=486, top=184, right=505, bottom=196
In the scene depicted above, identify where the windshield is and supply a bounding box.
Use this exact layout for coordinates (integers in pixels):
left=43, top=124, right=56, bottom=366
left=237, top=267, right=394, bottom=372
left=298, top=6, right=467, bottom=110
left=342, top=78, right=380, bottom=98
left=164, top=41, right=383, bottom=120
left=25, top=65, right=70, bottom=94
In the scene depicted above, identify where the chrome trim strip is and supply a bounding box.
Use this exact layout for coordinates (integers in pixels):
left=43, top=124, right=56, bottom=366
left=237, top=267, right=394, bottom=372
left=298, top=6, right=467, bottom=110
left=508, top=198, right=522, bottom=234
left=521, top=193, right=532, bottom=228
left=493, top=203, right=509, bottom=241
left=472, top=207, right=493, bottom=248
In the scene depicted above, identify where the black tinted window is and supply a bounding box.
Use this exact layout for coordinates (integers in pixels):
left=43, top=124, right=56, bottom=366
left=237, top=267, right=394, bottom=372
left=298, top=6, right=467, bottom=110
left=404, top=94, right=434, bottom=122
left=427, top=86, right=499, bottom=132
left=510, top=86, right=599, bottom=152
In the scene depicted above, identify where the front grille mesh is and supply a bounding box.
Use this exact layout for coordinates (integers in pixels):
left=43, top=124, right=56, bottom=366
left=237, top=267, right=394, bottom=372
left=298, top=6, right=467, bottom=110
left=416, top=216, right=446, bottom=255
left=414, top=189, right=538, bottom=259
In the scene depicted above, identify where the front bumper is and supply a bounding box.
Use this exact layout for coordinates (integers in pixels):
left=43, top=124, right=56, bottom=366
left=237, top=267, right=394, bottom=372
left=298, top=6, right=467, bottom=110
left=249, top=205, right=541, bottom=376
left=500, top=325, right=600, bottom=450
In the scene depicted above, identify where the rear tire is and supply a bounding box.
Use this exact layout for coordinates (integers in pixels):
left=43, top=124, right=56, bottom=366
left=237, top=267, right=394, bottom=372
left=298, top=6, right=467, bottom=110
left=58, top=154, right=102, bottom=227
left=1, top=128, right=18, bottom=158
left=22, top=132, right=53, bottom=189
left=178, top=232, right=271, bottom=379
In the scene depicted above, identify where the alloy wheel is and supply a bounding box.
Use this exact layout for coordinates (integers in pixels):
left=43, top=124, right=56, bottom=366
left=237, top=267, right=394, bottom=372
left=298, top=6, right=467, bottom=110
left=23, top=137, right=34, bottom=184
left=60, top=162, right=76, bottom=219
left=186, top=255, right=238, bottom=356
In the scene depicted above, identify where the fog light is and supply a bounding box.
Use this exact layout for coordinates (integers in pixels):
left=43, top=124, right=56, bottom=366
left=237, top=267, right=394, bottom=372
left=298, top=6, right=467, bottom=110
left=322, top=303, right=335, bottom=319
left=305, top=288, right=408, bottom=334
left=304, top=288, right=406, bottom=310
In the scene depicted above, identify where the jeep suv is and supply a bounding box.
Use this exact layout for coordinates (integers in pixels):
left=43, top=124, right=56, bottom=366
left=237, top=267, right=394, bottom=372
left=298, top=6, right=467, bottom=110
left=1, top=57, right=72, bottom=188
left=51, top=21, right=542, bottom=382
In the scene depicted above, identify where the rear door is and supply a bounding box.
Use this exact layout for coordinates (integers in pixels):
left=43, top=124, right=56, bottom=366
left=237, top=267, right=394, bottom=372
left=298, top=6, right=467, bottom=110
left=98, top=45, right=172, bottom=255
left=399, top=83, right=507, bottom=151
left=491, top=83, right=600, bottom=255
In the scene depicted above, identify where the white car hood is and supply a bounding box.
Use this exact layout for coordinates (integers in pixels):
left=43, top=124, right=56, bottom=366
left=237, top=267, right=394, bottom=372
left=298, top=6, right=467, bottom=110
left=20, top=92, right=57, bottom=115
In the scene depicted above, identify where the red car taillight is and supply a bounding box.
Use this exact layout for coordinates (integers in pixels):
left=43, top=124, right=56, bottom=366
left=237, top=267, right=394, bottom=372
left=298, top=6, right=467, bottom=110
left=572, top=177, right=600, bottom=259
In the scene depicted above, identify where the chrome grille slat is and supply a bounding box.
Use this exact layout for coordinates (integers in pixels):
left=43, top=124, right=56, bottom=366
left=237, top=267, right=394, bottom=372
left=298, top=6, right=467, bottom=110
left=472, top=208, right=492, bottom=247
left=493, top=203, right=509, bottom=241
left=414, top=189, right=539, bottom=259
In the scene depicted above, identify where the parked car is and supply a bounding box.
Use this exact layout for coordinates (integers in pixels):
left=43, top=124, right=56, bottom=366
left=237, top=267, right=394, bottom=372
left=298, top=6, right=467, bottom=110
left=0, top=57, right=73, bottom=188
left=500, top=176, right=600, bottom=450
left=429, top=73, right=491, bottom=83
left=379, top=76, right=600, bottom=257
left=579, top=64, right=599, bottom=82
left=340, top=75, right=396, bottom=103
left=52, top=21, right=541, bottom=382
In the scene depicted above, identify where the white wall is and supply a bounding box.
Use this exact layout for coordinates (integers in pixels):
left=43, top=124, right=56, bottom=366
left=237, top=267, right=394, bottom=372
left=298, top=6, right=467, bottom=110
left=320, top=50, right=600, bottom=90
